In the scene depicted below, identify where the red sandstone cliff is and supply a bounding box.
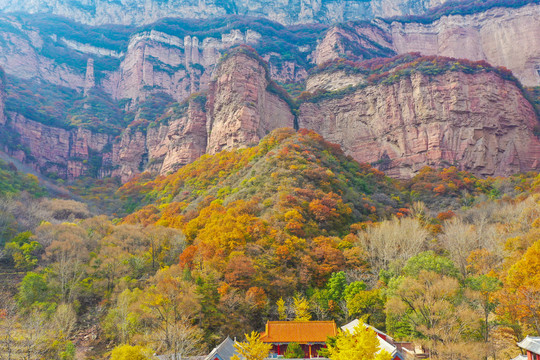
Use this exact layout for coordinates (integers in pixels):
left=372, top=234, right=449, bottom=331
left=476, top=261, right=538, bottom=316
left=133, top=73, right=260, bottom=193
left=205, top=51, right=295, bottom=154
left=298, top=70, right=540, bottom=178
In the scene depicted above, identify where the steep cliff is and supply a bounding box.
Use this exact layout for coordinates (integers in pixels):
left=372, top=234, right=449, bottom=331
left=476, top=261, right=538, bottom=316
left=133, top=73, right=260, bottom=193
left=109, top=49, right=295, bottom=181
left=298, top=59, right=540, bottom=178
left=110, top=96, right=208, bottom=182
left=1, top=112, right=114, bottom=179
left=314, top=22, right=395, bottom=66
left=315, top=3, right=540, bottom=86
left=389, top=3, right=540, bottom=87
left=0, top=48, right=296, bottom=183
left=0, top=15, right=320, bottom=106
left=0, top=0, right=449, bottom=26
left=205, top=49, right=295, bottom=154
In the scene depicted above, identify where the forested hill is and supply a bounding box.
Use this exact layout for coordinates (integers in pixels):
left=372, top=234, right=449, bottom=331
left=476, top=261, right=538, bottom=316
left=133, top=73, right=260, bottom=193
left=1, top=128, right=540, bottom=359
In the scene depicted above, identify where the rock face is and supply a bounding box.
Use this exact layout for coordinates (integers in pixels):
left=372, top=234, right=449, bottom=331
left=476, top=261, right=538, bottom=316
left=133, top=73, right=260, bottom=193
left=315, top=4, right=540, bottom=86
left=2, top=113, right=113, bottom=179
left=389, top=4, right=540, bottom=87
left=1, top=2, right=538, bottom=105
left=298, top=70, right=540, bottom=178
left=0, top=16, right=314, bottom=105
left=314, top=23, right=395, bottom=66
left=111, top=29, right=268, bottom=104
left=0, top=0, right=449, bottom=26
left=111, top=97, right=208, bottom=182
left=206, top=52, right=295, bottom=154
left=161, top=99, right=208, bottom=174
left=0, top=50, right=294, bottom=182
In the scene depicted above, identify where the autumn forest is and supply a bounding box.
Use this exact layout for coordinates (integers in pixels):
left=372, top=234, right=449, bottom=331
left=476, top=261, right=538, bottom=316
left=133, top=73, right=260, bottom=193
left=0, top=128, right=538, bottom=359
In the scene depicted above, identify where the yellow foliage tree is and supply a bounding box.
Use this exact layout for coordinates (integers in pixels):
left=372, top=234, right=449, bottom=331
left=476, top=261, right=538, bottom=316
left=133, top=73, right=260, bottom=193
left=293, top=296, right=311, bottom=321
left=110, top=344, right=155, bottom=360
left=500, top=239, right=540, bottom=334
left=232, top=331, right=272, bottom=360
left=277, top=297, right=287, bottom=320
left=327, top=325, right=391, bottom=360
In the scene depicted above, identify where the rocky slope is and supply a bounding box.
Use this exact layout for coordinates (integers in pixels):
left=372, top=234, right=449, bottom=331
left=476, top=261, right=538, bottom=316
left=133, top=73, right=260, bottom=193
left=0, top=15, right=318, bottom=105
left=315, top=3, right=540, bottom=86
left=298, top=65, right=540, bottom=178
left=0, top=0, right=448, bottom=26
left=0, top=49, right=295, bottom=182
left=1, top=1, right=538, bottom=107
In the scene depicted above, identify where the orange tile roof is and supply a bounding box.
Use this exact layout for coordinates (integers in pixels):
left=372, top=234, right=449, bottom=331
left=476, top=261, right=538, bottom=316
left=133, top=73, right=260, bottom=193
left=260, top=321, right=338, bottom=344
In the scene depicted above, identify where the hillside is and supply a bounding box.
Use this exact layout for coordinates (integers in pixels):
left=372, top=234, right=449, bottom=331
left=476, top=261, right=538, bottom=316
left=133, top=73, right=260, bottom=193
left=1, top=128, right=539, bottom=359
left=0, top=1, right=539, bottom=360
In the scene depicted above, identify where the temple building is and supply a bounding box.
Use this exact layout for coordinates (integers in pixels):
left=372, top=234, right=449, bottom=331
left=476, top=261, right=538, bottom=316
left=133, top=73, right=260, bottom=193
left=516, top=336, right=540, bottom=360
left=260, top=320, right=338, bottom=358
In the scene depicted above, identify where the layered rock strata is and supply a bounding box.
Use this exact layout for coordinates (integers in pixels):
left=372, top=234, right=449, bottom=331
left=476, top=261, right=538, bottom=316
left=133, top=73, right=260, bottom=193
left=205, top=52, right=295, bottom=154
left=1, top=51, right=294, bottom=182
left=316, top=4, right=540, bottom=86
left=0, top=0, right=449, bottom=26
left=298, top=70, right=540, bottom=178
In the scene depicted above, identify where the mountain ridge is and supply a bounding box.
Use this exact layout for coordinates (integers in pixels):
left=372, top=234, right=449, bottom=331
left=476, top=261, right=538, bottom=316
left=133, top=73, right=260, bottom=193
left=0, top=0, right=450, bottom=26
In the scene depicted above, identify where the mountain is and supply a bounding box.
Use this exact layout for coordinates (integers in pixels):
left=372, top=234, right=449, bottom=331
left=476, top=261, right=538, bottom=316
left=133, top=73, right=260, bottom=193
left=0, top=1, right=538, bottom=182
left=0, top=0, right=450, bottom=26
left=0, top=0, right=537, bottom=105
left=318, top=1, right=540, bottom=87
left=299, top=54, right=540, bottom=178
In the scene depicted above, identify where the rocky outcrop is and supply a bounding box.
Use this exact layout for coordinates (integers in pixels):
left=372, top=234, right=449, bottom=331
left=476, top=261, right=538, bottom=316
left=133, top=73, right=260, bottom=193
left=389, top=4, right=540, bottom=87
left=84, top=58, right=96, bottom=96
left=298, top=70, right=540, bottom=178
left=315, top=4, right=540, bottom=87
left=306, top=70, right=366, bottom=93
left=0, top=0, right=449, bottom=26
left=104, top=50, right=296, bottom=181
left=205, top=51, right=295, bottom=154
left=0, top=19, right=86, bottom=90
left=161, top=99, right=208, bottom=174
left=110, top=29, right=264, bottom=104
left=2, top=113, right=113, bottom=178
left=110, top=97, right=209, bottom=182
left=314, top=23, right=395, bottom=65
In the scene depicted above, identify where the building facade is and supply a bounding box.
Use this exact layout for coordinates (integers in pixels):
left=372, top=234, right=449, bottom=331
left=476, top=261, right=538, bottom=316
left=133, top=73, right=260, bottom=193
left=260, top=321, right=338, bottom=358
left=517, top=336, right=540, bottom=360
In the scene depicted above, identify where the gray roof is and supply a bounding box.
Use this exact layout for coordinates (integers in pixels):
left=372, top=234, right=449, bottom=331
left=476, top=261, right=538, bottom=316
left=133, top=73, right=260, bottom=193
left=156, top=356, right=205, bottom=360
left=205, top=337, right=240, bottom=360
left=517, top=336, right=540, bottom=354
left=510, top=355, right=527, bottom=360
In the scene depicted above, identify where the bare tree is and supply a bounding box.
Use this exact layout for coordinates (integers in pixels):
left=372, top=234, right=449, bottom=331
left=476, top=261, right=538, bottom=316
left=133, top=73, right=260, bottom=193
left=20, top=310, right=47, bottom=360
left=440, top=218, right=479, bottom=277
left=357, top=217, right=428, bottom=273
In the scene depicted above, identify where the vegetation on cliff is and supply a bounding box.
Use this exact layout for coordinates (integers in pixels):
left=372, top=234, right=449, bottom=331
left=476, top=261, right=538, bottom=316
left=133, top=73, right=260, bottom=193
left=300, top=53, right=526, bottom=104
left=0, top=159, right=46, bottom=198
left=386, top=0, right=540, bottom=24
